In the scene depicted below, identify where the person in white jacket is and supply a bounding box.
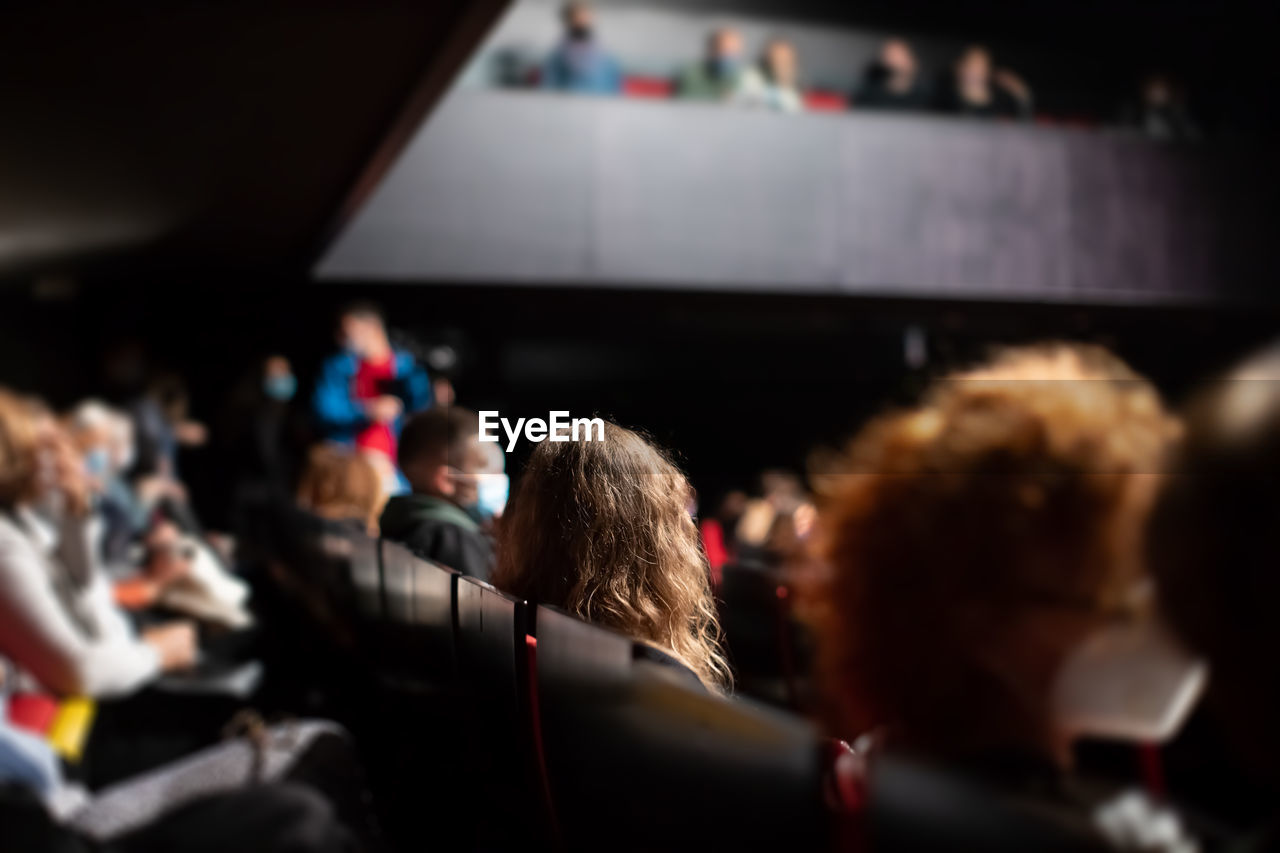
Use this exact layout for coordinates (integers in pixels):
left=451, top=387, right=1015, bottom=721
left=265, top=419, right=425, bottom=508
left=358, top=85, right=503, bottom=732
left=0, top=389, right=196, bottom=700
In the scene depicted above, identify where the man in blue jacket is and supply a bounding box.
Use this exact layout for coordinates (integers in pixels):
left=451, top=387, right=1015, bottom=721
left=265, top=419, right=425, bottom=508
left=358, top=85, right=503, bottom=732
left=312, top=303, right=432, bottom=491
left=541, top=2, right=622, bottom=95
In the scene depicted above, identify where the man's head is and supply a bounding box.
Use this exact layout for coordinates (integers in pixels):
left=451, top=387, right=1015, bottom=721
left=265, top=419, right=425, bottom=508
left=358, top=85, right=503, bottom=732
left=337, top=302, right=389, bottom=360
left=398, top=407, right=485, bottom=504
left=708, top=27, right=743, bottom=64
left=879, top=38, right=917, bottom=82
left=956, top=45, right=993, bottom=89
left=561, top=2, right=594, bottom=39
left=762, top=38, right=798, bottom=86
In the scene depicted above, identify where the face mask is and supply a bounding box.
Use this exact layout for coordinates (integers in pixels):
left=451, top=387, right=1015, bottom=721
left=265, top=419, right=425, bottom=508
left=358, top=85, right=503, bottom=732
left=472, top=473, right=509, bottom=520
left=568, top=24, right=592, bottom=41
left=85, top=447, right=111, bottom=478
left=710, top=56, right=740, bottom=79
left=263, top=373, right=297, bottom=402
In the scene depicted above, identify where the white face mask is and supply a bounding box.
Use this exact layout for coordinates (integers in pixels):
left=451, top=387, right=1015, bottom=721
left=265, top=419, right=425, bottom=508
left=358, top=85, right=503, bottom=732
left=1051, top=618, right=1207, bottom=744
left=473, top=473, right=509, bottom=519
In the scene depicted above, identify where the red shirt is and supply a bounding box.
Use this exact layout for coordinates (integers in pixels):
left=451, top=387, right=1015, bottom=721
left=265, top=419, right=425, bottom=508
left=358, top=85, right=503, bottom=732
left=353, top=354, right=396, bottom=459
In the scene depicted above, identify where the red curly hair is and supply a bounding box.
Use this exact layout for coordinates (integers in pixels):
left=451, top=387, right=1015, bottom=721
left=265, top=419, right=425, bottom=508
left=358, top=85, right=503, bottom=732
left=812, top=344, right=1178, bottom=757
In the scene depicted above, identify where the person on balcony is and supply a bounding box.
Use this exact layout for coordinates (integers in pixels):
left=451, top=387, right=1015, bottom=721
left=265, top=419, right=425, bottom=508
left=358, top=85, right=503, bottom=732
left=675, top=27, right=747, bottom=102
left=540, top=2, right=622, bottom=95
left=734, top=38, right=805, bottom=113
left=935, top=45, right=1032, bottom=120
left=852, top=38, right=931, bottom=111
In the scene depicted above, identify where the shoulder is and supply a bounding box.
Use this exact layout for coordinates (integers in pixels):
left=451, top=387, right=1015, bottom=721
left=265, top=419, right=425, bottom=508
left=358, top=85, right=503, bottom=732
left=392, top=350, right=421, bottom=373
left=633, top=643, right=707, bottom=692
left=320, top=352, right=358, bottom=375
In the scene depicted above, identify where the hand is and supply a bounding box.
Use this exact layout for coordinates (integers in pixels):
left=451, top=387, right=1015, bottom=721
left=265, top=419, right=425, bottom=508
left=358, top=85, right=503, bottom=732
left=136, top=475, right=187, bottom=505
left=433, top=378, right=455, bottom=407
left=143, top=521, right=195, bottom=587
left=994, top=68, right=1031, bottom=103
left=365, top=395, right=403, bottom=424
left=174, top=420, right=208, bottom=447
left=142, top=621, right=198, bottom=672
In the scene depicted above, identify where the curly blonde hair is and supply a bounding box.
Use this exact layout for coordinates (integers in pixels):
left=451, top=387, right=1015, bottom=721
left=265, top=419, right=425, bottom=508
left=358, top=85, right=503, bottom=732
left=812, top=344, right=1178, bottom=755
left=494, top=422, right=730, bottom=692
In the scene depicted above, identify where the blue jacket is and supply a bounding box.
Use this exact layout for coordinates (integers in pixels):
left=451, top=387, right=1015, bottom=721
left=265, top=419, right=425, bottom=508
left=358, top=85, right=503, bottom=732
left=312, top=350, right=432, bottom=447
left=542, top=41, right=622, bottom=94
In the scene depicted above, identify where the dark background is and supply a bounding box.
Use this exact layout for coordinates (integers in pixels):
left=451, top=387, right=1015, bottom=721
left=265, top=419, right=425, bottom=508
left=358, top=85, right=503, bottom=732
left=8, top=275, right=1279, bottom=524
left=1, top=0, right=1278, bottom=521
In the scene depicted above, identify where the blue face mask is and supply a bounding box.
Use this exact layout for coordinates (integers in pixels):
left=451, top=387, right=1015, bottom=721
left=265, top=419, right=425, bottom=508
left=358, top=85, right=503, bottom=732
left=472, top=473, right=509, bottom=520
left=84, top=447, right=111, bottom=478
left=263, top=374, right=297, bottom=402
left=711, top=56, right=741, bottom=79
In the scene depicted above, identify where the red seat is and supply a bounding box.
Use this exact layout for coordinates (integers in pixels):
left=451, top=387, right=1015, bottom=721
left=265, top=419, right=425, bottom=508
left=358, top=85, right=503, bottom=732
left=804, top=90, right=848, bottom=112
left=622, top=75, right=674, bottom=99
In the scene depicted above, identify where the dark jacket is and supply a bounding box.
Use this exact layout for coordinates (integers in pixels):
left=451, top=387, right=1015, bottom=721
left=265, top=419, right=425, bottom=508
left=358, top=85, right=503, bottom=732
left=379, top=494, right=493, bottom=582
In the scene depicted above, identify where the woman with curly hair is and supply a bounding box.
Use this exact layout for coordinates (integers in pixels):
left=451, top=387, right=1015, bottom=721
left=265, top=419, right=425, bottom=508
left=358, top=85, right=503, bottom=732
left=494, top=421, right=729, bottom=693
left=812, top=344, right=1185, bottom=766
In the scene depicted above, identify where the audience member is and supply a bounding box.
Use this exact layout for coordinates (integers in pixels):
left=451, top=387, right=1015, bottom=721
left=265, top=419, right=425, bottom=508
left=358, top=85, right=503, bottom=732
left=935, top=45, right=1032, bottom=119
left=1123, top=72, right=1201, bottom=142
left=220, top=355, right=309, bottom=507
left=135, top=371, right=208, bottom=481
left=0, top=390, right=197, bottom=699
left=852, top=38, right=931, bottom=111
left=735, top=469, right=813, bottom=566
left=493, top=421, right=729, bottom=692
left=811, top=345, right=1194, bottom=844
left=295, top=444, right=384, bottom=534
left=699, top=489, right=748, bottom=584
left=735, top=37, right=805, bottom=113
left=1149, top=343, right=1280, bottom=839
left=379, top=407, right=495, bottom=580
left=541, top=2, right=622, bottom=95
left=312, top=303, right=432, bottom=494
left=675, top=27, right=747, bottom=102
left=66, top=401, right=146, bottom=568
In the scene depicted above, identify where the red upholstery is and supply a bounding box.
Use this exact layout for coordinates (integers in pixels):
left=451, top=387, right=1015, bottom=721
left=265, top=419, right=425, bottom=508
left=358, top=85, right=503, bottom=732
left=8, top=692, right=58, bottom=735
left=525, top=635, right=561, bottom=846
left=804, top=90, right=848, bottom=112
left=622, top=75, right=674, bottom=99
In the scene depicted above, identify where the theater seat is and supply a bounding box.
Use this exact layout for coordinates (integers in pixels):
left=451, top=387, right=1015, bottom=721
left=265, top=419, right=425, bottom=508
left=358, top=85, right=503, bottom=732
left=866, top=753, right=1110, bottom=852
left=378, top=540, right=458, bottom=683
left=455, top=576, right=528, bottom=731
left=622, top=75, right=674, bottom=99
left=804, top=90, right=848, bottom=112
left=718, top=562, right=809, bottom=708
left=534, top=606, right=829, bottom=852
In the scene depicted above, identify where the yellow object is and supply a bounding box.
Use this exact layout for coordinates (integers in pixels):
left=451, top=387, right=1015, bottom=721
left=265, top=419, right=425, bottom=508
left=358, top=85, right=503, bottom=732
left=48, top=697, right=96, bottom=761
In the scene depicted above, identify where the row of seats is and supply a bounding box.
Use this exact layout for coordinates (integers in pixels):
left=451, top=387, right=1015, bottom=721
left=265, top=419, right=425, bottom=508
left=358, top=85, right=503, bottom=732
left=237, top=498, right=830, bottom=851
left=237, top=498, right=1112, bottom=852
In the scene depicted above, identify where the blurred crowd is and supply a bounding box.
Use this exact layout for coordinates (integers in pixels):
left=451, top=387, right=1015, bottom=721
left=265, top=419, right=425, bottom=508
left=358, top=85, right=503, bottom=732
left=518, top=1, right=1201, bottom=141
left=4, top=293, right=1280, bottom=849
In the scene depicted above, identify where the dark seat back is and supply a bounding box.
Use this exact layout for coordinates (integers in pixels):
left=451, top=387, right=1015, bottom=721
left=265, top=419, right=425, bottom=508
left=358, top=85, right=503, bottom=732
left=867, top=753, right=1111, bottom=852
left=379, top=539, right=458, bottom=682
left=534, top=606, right=828, bottom=852
left=456, top=576, right=527, bottom=730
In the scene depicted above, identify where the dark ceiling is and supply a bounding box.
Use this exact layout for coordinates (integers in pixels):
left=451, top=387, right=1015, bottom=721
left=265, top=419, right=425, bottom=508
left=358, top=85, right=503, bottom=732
left=0, top=1, right=508, bottom=282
